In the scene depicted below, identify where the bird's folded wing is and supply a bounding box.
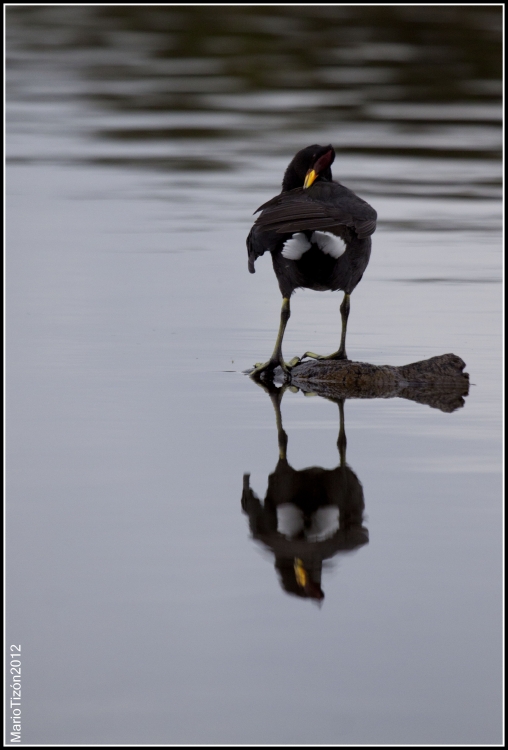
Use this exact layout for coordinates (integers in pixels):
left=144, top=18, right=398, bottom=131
left=254, top=185, right=377, bottom=239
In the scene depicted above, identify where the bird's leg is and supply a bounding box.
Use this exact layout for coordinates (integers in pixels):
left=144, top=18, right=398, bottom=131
left=250, top=297, right=299, bottom=380
left=336, top=292, right=350, bottom=360
left=302, top=292, right=350, bottom=361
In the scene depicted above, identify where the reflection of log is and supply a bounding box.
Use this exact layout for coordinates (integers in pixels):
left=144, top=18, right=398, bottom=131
left=289, top=353, right=469, bottom=413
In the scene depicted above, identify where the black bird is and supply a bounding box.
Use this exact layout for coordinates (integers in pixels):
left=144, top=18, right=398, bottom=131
left=247, top=144, right=377, bottom=379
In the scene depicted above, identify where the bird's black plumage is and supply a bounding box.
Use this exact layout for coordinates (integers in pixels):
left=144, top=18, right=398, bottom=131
left=247, top=144, right=377, bottom=378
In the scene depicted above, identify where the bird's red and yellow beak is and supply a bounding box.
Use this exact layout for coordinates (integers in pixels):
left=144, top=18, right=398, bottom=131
left=303, top=168, right=318, bottom=189
left=304, top=148, right=334, bottom=189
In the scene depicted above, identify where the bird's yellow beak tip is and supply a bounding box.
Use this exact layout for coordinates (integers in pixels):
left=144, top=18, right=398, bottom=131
left=303, top=169, right=317, bottom=189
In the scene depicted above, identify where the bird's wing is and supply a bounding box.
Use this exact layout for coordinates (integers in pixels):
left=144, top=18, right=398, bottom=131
left=254, top=183, right=377, bottom=239
left=246, top=225, right=279, bottom=273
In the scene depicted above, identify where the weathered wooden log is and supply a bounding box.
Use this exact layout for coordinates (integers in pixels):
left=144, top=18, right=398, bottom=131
left=288, top=353, right=469, bottom=413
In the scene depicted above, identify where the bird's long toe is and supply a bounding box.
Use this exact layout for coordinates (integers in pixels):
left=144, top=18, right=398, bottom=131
left=301, top=351, right=349, bottom=362
left=286, top=356, right=301, bottom=368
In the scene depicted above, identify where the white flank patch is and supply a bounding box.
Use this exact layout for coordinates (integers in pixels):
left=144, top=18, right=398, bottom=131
left=281, top=232, right=311, bottom=260
left=311, top=231, right=346, bottom=259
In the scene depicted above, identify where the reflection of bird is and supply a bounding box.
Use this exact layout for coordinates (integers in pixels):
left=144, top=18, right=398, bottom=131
left=241, top=387, right=368, bottom=602
left=247, top=144, right=377, bottom=379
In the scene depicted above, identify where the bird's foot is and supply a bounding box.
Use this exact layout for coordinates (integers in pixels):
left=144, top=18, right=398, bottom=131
left=287, top=356, right=301, bottom=368
left=301, top=350, right=349, bottom=362
left=249, top=356, right=300, bottom=383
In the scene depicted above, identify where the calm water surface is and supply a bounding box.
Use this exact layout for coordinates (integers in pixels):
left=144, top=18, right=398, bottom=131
left=6, top=7, right=502, bottom=745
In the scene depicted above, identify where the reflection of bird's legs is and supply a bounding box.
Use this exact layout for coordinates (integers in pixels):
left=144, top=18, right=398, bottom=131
left=251, top=297, right=300, bottom=381
left=268, top=388, right=288, bottom=460
left=302, top=292, right=350, bottom=362
left=337, top=398, right=347, bottom=466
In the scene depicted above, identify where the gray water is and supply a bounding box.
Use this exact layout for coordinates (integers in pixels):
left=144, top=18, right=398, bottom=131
left=6, top=7, right=503, bottom=745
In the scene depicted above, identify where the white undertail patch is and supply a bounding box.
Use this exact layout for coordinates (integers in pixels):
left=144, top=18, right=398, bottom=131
left=281, top=232, right=311, bottom=260
left=311, top=231, right=346, bottom=259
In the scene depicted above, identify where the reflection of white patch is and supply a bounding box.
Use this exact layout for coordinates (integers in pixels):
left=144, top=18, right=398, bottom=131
left=281, top=232, right=311, bottom=260
left=277, top=504, right=304, bottom=538
left=311, top=231, right=346, bottom=259
left=307, top=507, right=340, bottom=542
left=277, top=504, right=340, bottom=542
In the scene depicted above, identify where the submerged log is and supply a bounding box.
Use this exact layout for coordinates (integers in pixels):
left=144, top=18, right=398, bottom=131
left=288, top=353, right=469, bottom=413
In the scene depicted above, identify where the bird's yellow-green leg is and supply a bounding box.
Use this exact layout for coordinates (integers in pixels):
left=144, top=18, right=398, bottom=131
left=302, top=292, right=351, bottom=362
left=251, top=297, right=300, bottom=380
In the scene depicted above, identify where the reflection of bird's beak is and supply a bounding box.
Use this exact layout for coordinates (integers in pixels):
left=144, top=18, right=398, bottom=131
left=303, top=168, right=318, bottom=189
left=294, top=558, right=325, bottom=601
left=294, top=558, right=307, bottom=587
left=306, top=580, right=324, bottom=601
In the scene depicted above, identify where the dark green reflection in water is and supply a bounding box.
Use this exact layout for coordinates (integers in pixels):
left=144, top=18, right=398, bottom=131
left=7, top=6, right=501, bottom=110
left=6, top=5, right=501, bottom=178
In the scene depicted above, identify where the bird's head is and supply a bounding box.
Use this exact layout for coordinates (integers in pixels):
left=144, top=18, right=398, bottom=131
left=282, top=144, right=335, bottom=192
